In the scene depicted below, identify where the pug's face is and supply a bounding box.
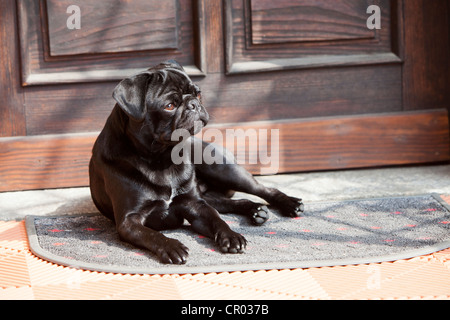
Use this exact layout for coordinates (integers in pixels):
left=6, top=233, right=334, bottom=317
left=112, top=61, right=209, bottom=152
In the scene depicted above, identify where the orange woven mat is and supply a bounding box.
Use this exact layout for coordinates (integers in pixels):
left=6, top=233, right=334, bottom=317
left=1, top=197, right=450, bottom=300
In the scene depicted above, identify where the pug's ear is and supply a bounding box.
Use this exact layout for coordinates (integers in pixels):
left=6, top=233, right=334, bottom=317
left=112, top=73, right=150, bottom=122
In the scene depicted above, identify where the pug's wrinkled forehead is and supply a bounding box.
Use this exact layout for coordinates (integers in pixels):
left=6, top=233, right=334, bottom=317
left=112, top=60, right=200, bottom=122
left=147, top=63, right=200, bottom=98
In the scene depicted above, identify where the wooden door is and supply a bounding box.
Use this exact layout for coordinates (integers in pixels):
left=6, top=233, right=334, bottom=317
left=1, top=0, right=449, bottom=192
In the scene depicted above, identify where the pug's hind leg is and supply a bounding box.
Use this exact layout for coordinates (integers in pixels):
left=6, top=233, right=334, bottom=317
left=202, top=191, right=269, bottom=226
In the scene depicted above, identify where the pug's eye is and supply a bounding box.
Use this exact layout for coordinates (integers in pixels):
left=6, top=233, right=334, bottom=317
left=164, top=103, right=176, bottom=111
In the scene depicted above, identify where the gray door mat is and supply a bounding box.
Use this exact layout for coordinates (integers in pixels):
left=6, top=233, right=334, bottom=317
left=25, top=194, right=450, bottom=275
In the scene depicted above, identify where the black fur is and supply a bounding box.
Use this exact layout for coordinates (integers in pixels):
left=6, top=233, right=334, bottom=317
left=89, top=61, right=304, bottom=264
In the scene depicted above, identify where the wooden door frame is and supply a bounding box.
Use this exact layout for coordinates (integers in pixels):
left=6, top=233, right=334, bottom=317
left=0, top=0, right=449, bottom=192
left=0, top=0, right=26, bottom=138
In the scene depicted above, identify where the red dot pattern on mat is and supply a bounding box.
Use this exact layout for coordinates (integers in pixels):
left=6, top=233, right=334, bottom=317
left=130, top=252, right=144, bottom=256
left=48, top=226, right=109, bottom=259
left=262, top=205, right=449, bottom=250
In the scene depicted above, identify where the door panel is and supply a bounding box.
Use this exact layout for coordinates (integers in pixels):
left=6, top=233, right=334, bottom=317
left=200, top=65, right=402, bottom=124
left=250, top=0, right=375, bottom=44
left=46, top=0, right=178, bottom=56
left=225, top=0, right=398, bottom=74
left=218, top=0, right=402, bottom=124
left=17, top=0, right=205, bottom=86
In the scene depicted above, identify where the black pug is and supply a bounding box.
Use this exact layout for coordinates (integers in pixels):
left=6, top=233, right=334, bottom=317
left=89, top=61, right=304, bottom=264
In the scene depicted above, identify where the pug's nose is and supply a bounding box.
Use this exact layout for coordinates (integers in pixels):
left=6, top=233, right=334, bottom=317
left=187, top=100, right=200, bottom=111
